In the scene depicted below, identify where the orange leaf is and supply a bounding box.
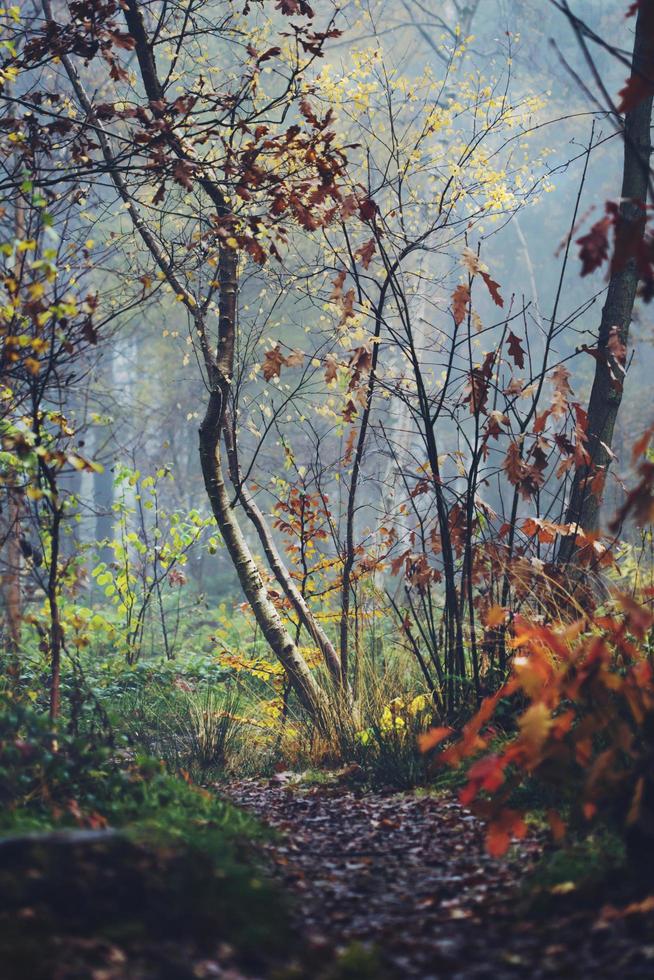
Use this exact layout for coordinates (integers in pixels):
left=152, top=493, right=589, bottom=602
left=485, top=604, right=507, bottom=628
left=547, top=809, right=567, bottom=842
left=480, top=269, right=504, bottom=307
left=418, top=726, right=452, bottom=753
left=486, top=810, right=525, bottom=857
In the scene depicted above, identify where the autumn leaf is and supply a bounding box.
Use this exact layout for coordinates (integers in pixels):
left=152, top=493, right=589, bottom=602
left=284, top=349, right=304, bottom=368
left=506, top=331, right=526, bottom=369
left=547, top=809, right=567, bottom=842
left=262, top=346, right=285, bottom=381
left=550, top=363, right=572, bottom=417
left=452, top=284, right=470, bottom=326
left=461, top=248, right=503, bottom=306
left=486, top=810, right=527, bottom=857
left=358, top=197, right=377, bottom=221
left=172, top=159, right=196, bottom=189
left=607, top=325, right=626, bottom=366
left=503, top=441, right=524, bottom=486
left=485, top=605, right=507, bottom=628
left=518, top=703, right=552, bottom=752
left=108, top=31, right=137, bottom=51
left=480, top=270, right=504, bottom=308
left=617, top=67, right=654, bottom=114
left=631, top=425, right=654, bottom=463
left=418, top=726, right=452, bottom=752
left=324, top=353, right=339, bottom=384
left=533, top=409, right=550, bottom=434
left=355, top=238, right=376, bottom=269
left=276, top=0, right=314, bottom=15
left=577, top=215, right=611, bottom=276
left=330, top=269, right=346, bottom=302
left=342, top=397, right=358, bottom=423
left=339, top=287, right=356, bottom=326
left=461, top=246, right=481, bottom=276
left=343, top=425, right=357, bottom=464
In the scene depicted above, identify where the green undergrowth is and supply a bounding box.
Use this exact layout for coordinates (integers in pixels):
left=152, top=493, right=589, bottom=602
left=521, top=827, right=630, bottom=920
left=0, top=693, right=290, bottom=977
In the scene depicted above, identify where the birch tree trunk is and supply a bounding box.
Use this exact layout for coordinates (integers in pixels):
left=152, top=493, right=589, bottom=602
left=200, top=389, right=329, bottom=722
left=223, top=413, right=342, bottom=683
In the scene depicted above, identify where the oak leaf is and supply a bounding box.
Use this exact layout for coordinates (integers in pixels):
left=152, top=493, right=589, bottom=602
left=262, top=346, right=284, bottom=381
left=452, top=284, right=470, bottom=326
left=506, top=331, right=526, bottom=369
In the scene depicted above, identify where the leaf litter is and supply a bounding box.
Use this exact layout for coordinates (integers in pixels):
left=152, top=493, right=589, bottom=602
left=224, top=779, right=654, bottom=979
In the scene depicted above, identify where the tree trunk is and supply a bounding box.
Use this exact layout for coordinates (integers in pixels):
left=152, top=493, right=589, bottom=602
left=1, top=490, right=23, bottom=672
left=559, top=2, right=654, bottom=563
left=93, top=350, right=115, bottom=571
left=199, top=390, right=329, bottom=723
left=48, top=505, right=64, bottom=721
left=1, top=194, right=26, bottom=673
left=223, top=413, right=342, bottom=683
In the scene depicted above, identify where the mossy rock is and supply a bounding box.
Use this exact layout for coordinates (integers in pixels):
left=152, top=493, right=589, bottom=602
left=0, top=828, right=288, bottom=978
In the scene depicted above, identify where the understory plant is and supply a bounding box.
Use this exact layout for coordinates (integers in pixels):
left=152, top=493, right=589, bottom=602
left=425, top=592, right=654, bottom=869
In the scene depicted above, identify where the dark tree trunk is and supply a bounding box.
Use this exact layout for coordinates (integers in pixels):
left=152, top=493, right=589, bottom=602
left=559, top=3, right=654, bottom=563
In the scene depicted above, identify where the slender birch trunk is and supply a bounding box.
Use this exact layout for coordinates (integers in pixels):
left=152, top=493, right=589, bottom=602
left=223, top=413, right=342, bottom=683
left=200, top=390, right=329, bottom=721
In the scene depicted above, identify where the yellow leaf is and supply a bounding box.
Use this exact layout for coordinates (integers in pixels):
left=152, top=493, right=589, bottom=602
left=518, top=703, right=552, bottom=751
left=409, top=694, right=427, bottom=716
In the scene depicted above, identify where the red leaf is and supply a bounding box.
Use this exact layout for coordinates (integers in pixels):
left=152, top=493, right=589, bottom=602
left=480, top=270, right=504, bottom=307
left=617, top=72, right=654, bottom=114
left=577, top=215, right=611, bottom=276
left=452, top=284, right=470, bottom=326
left=276, top=0, right=314, bottom=15
left=324, top=353, right=339, bottom=383
left=262, top=345, right=284, bottom=381
left=172, top=159, right=196, bottom=190
left=355, top=238, right=376, bottom=269
left=358, top=198, right=377, bottom=221
left=486, top=810, right=526, bottom=857
left=506, top=331, right=526, bottom=370
left=632, top=425, right=654, bottom=463
left=485, top=605, right=507, bottom=628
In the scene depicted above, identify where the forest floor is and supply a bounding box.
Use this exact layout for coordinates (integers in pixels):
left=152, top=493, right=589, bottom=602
left=224, top=778, right=654, bottom=980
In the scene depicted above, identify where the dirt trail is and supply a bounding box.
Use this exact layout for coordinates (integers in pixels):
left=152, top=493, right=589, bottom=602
left=225, top=779, right=654, bottom=979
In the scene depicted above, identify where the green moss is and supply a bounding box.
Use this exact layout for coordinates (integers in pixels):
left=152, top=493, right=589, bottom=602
left=0, top=695, right=290, bottom=976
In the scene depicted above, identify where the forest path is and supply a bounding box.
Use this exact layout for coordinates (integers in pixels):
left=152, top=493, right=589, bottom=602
left=224, top=779, right=654, bottom=979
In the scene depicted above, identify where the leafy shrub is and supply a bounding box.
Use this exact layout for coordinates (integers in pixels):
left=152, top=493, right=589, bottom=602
left=427, top=595, right=654, bottom=866
left=0, top=691, right=243, bottom=831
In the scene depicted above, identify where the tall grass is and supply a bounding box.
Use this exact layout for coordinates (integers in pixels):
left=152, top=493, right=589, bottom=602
left=116, top=681, right=244, bottom=779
